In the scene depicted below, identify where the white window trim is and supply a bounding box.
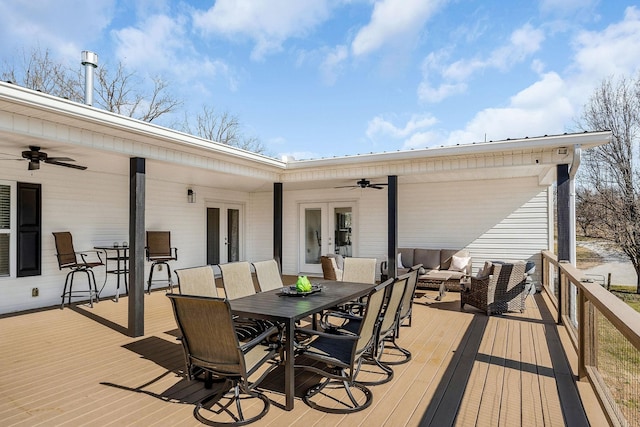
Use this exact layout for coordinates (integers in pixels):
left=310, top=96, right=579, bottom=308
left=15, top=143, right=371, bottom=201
left=0, top=180, right=16, bottom=279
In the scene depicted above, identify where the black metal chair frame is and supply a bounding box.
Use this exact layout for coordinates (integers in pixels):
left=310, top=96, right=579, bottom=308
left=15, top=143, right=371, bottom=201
left=53, top=232, right=103, bottom=309
left=168, top=294, right=281, bottom=425
left=145, top=231, right=178, bottom=294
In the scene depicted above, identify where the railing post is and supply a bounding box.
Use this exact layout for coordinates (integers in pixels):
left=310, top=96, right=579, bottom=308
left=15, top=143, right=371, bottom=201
left=557, top=264, right=564, bottom=325
left=578, top=286, right=587, bottom=379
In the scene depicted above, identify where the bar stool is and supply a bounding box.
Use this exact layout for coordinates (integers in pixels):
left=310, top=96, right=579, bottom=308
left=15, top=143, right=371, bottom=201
left=145, top=231, right=177, bottom=293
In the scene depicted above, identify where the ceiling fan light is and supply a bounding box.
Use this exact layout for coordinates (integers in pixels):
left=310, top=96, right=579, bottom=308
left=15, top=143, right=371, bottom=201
left=28, top=160, right=40, bottom=170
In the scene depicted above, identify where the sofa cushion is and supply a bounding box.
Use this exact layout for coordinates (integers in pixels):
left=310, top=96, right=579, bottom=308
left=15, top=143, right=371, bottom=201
left=398, top=248, right=414, bottom=267
left=397, top=252, right=404, bottom=268
left=449, top=255, right=471, bottom=272
left=414, top=249, right=440, bottom=269
left=441, top=249, right=469, bottom=271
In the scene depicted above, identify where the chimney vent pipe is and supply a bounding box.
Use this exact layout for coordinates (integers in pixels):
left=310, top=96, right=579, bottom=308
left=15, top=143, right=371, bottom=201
left=81, top=51, right=98, bottom=106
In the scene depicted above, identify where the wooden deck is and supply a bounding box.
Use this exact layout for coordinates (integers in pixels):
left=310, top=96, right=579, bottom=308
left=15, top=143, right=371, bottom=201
left=0, top=285, right=609, bottom=426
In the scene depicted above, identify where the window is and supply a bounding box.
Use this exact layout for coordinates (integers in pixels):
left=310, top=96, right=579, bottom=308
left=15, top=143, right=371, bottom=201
left=0, top=184, right=10, bottom=276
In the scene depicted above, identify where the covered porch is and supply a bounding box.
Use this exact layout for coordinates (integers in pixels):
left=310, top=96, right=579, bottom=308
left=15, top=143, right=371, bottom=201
left=0, top=283, right=608, bottom=426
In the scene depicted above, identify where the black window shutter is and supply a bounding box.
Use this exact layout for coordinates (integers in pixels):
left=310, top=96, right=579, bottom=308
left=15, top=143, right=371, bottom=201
left=17, top=182, right=42, bottom=277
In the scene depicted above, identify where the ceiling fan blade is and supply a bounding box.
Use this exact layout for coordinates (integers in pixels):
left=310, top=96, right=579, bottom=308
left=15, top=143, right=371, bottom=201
left=45, top=160, right=87, bottom=170
left=369, top=185, right=384, bottom=189
left=370, top=183, right=388, bottom=186
left=45, top=156, right=75, bottom=162
left=335, top=185, right=358, bottom=189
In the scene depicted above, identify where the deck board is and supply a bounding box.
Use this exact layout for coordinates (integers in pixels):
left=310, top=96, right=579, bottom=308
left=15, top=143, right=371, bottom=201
left=0, top=288, right=606, bottom=426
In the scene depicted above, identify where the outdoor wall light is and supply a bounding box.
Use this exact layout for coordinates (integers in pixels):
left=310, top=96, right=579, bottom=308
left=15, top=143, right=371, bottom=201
left=187, top=188, right=196, bottom=203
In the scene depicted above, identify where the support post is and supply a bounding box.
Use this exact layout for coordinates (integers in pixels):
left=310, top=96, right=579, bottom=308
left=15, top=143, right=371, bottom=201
left=557, top=164, right=570, bottom=325
left=387, top=175, right=398, bottom=280
left=273, top=182, right=283, bottom=271
left=128, top=157, right=145, bottom=337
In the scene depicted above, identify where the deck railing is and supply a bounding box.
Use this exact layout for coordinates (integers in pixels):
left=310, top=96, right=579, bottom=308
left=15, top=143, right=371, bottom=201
left=541, top=250, right=640, bottom=427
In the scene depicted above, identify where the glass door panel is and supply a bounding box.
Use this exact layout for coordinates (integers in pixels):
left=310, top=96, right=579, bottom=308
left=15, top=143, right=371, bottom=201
left=299, top=202, right=356, bottom=274
left=207, top=203, right=243, bottom=265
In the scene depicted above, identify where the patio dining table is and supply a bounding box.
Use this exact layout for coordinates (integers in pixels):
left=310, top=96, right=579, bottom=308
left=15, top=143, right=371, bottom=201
left=229, top=280, right=375, bottom=411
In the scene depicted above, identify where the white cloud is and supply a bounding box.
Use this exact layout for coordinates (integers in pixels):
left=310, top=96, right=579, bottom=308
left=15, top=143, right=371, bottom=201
left=0, top=0, right=115, bottom=61
left=366, top=113, right=439, bottom=149
left=192, top=0, right=331, bottom=61
left=444, top=72, right=574, bottom=145
left=418, top=23, right=545, bottom=103
left=351, top=0, right=447, bottom=57
left=571, top=6, right=640, bottom=80
left=320, top=45, right=349, bottom=85
left=112, top=14, right=237, bottom=91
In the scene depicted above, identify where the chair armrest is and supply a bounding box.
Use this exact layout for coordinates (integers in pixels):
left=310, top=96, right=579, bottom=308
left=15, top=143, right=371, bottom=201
left=380, top=260, right=387, bottom=275
left=78, top=250, right=104, bottom=264
left=172, top=247, right=178, bottom=260
left=295, top=327, right=359, bottom=341
left=239, top=324, right=280, bottom=352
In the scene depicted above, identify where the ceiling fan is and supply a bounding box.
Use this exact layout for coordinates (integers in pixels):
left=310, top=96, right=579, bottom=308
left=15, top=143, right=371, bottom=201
left=336, top=178, right=388, bottom=190
left=16, top=146, right=87, bottom=170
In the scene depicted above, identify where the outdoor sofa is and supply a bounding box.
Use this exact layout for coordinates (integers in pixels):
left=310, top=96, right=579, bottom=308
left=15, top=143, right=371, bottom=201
left=380, top=248, right=472, bottom=291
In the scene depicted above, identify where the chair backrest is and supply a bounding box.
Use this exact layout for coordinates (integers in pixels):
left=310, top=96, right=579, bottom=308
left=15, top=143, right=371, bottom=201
left=176, top=266, right=218, bottom=297
left=219, top=261, right=256, bottom=299
left=354, top=278, right=393, bottom=359
left=379, top=273, right=410, bottom=335
left=52, top=232, right=77, bottom=268
left=167, top=294, right=246, bottom=376
left=146, top=231, right=172, bottom=258
left=491, top=262, right=527, bottom=292
left=321, top=256, right=337, bottom=280
left=399, top=265, right=421, bottom=320
left=252, top=260, right=283, bottom=292
left=342, top=257, right=376, bottom=284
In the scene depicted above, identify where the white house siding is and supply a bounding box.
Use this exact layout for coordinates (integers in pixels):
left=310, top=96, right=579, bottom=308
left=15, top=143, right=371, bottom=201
left=245, top=191, right=273, bottom=263
left=0, top=158, right=258, bottom=314
left=397, top=176, right=548, bottom=280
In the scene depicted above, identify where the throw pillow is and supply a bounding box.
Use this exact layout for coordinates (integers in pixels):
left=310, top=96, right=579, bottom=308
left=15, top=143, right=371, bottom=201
left=449, top=255, right=470, bottom=272
left=476, top=261, right=493, bottom=279
left=397, top=252, right=404, bottom=268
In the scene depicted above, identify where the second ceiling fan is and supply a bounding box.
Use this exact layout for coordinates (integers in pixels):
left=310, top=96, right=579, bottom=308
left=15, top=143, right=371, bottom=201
left=336, top=178, right=388, bottom=190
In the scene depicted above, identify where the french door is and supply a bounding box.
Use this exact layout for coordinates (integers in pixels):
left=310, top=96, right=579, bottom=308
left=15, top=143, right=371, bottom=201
left=299, top=202, right=356, bottom=274
left=207, top=203, right=243, bottom=265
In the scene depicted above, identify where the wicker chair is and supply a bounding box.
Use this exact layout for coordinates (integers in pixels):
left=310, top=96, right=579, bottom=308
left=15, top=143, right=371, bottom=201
left=294, top=278, right=392, bottom=413
left=167, top=294, right=280, bottom=425
left=461, top=261, right=528, bottom=315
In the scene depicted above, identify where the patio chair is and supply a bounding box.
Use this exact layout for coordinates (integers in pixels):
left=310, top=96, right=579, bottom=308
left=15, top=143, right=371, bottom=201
left=294, top=278, right=392, bottom=413
left=53, top=232, right=104, bottom=309
left=218, top=261, right=256, bottom=299
left=322, top=273, right=412, bottom=379
left=220, top=261, right=281, bottom=341
left=251, top=259, right=284, bottom=292
left=341, top=257, right=376, bottom=284
left=461, top=261, right=528, bottom=315
left=167, top=294, right=280, bottom=425
left=396, top=264, right=422, bottom=330
left=320, top=254, right=343, bottom=280
left=145, top=231, right=178, bottom=294
left=175, top=266, right=218, bottom=297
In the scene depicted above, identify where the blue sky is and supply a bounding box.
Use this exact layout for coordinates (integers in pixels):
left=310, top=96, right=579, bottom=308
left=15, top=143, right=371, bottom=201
left=1, top=1, right=639, bottom=160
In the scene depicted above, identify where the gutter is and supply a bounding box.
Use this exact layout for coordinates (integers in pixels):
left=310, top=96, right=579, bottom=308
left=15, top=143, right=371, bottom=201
left=569, top=144, right=581, bottom=265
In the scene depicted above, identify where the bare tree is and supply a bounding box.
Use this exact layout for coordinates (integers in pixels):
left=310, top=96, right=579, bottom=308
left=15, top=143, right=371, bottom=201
left=183, top=106, right=266, bottom=154
left=577, top=73, right=640, bottom=292
left=2, top=47, right=180, bottom=123
left=3, top=47, right=267, bottom=154
left=1, top=46, right=83, bottom=101
left=93, top=63, right=181, bottom=123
